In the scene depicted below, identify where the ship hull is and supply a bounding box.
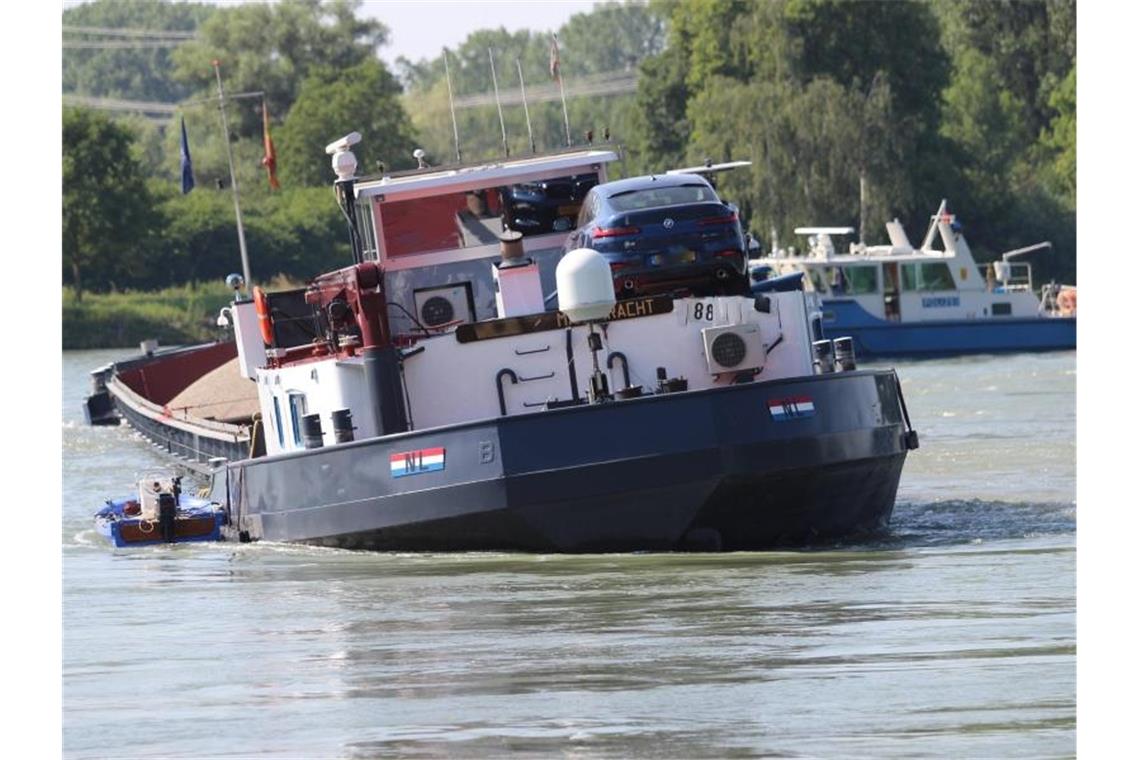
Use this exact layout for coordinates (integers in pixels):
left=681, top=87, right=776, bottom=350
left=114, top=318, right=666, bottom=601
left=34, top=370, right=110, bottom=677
left=85, top=342, right=260, bottom=472
left=821, top=300, right=1075, bottom=358
left=215, top=369, right=913, bottom=552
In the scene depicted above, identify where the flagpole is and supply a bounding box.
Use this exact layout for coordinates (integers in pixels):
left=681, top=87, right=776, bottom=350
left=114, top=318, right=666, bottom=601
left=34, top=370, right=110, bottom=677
left=551, top=34, right=572, bottom=148
left=516, top=58, right=536, bottom=154
left=212, top=59, right=251, bottom=292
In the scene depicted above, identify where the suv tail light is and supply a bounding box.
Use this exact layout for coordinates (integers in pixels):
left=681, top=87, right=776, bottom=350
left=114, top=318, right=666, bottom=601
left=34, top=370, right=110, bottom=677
left=593, top=225, right=641, bottom=239
left=698, top=212, right=739, bottom=226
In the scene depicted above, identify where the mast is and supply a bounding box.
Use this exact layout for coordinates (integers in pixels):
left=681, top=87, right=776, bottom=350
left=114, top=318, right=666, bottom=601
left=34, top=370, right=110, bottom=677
left=488, top=48, right=509, bottom=156
left=211, top=60, right=251, bottom=292
left=516, top=58, right=536, bottom=154
left=442, top=48, right=462, bottom=163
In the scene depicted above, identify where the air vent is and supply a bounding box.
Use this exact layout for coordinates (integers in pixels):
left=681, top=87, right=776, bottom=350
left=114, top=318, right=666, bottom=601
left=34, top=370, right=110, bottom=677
left=702, top=324, right=764, bottom=374
left=412, top=283, right=475, bottom=329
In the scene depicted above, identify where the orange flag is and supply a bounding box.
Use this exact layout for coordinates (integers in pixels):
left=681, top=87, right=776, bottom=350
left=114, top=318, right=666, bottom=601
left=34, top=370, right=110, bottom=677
left=261, top=100, right=280, bottom=190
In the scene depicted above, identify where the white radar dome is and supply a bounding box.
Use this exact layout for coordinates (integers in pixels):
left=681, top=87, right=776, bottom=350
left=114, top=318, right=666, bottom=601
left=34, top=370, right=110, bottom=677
left=556, top=248, right=616, bottom=324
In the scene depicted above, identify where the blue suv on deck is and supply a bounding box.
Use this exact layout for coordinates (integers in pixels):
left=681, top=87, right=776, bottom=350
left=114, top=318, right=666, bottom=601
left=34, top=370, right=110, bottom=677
left=561, top=173, right=749, bottom=298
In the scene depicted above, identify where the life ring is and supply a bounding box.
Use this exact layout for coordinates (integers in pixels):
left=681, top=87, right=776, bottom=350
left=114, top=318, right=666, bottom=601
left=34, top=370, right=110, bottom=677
left=253, top=286, right=274, bottom=345
left=1057, top=288, right=1076, bottom=316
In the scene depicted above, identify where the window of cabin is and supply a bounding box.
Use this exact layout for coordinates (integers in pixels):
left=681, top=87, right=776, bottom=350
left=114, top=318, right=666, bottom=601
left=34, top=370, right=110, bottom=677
left=807, top=268, right=829, bottom=294
left=901, top=262, right=957, bottom=291
left=375, top=173, right=599, bottom=258
left=272, top=396, right=284, bottom=448
left=287, top=392, right=307, bottom=447
left=991, top=302, right=1012, bottom=316
left=356, top=197, right=377, bottom=261
left=823, top=265, right=878, bottom=295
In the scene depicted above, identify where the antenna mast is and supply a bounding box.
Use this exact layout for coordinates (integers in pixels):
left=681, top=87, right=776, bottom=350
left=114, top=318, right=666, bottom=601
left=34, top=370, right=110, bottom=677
left=211, top=60, right=251, bottom=291
left=488, top=48, right=509, bottom=156
left=516, top=58, right=536, bottom=154
left=442, top=49, right=462, bottom=163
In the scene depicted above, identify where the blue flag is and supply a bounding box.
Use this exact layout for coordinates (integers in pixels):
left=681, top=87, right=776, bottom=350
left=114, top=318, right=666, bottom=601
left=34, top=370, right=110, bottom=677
left=180, top=116, right=195, bottom=194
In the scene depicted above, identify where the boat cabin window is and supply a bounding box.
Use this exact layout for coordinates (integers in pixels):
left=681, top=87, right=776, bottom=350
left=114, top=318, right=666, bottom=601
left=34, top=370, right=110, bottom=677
left=287, top=392, right=307, bottom=447
left=824, top=265, right=878, bottom=295
left=807, top=268, right=829, bottom=293
left=356, top=197, right=378, bottom=260
left=374, top=172, right=598, bottom=259
left=272, top=396, right=285, bottom=447
left=901, top=262, right=956, bottom=291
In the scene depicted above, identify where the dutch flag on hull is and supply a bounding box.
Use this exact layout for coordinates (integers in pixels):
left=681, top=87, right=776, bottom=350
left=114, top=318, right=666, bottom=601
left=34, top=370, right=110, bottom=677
left=768, top=396, right=816, bottom=421
left=390, top=447, right=446, bottom=478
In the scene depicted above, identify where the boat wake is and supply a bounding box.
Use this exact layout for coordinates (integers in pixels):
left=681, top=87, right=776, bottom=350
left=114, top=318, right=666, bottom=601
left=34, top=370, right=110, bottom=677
left=856, top=498, right=1074, bottom=549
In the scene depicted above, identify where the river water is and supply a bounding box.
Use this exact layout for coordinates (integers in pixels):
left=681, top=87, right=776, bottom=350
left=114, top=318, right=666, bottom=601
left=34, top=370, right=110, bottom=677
left=61, top=349, right=1075, bottom=758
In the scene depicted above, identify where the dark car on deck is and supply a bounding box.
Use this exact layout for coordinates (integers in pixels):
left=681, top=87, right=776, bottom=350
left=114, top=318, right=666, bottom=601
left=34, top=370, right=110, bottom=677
left=561, top=173, right=749, bottom=298
left=501, top=173, right=598, bottom=237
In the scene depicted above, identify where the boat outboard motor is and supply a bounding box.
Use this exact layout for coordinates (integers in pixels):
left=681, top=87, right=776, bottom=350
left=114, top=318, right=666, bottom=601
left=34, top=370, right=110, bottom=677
left=833, top=337, right=857, bottom=372
left=302, top=413, right=324, bottom=449
left=158, top=491, right=177, bottom=543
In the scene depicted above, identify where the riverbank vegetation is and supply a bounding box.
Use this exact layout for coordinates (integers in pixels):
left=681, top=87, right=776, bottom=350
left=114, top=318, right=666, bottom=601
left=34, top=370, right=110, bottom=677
left=63, top=0, right=1076, bottom=347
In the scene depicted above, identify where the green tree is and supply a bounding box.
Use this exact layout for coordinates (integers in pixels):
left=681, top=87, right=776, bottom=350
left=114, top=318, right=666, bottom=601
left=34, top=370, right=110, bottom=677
left=1041, top=66, right=1075, bottom=208
left=278, top=59, right=417, bottom=186
left=557, top=1, right=666, bottom=76
left=63, top=0, right=215, bottom=102
left=633, top=0, right=952, bottom=236
left=63, top=108, right=163, bottom=300
left=171, top=0, right=390, bottom=137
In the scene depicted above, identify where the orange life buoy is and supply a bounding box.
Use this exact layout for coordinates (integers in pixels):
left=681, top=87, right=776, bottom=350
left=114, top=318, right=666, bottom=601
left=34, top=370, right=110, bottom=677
left=1057, top=288, right=1076, bottom=316
left=253, top=286, right=274, bottom=345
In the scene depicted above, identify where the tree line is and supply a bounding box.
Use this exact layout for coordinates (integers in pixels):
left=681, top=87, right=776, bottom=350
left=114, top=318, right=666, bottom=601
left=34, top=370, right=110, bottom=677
left=63, top=0, right=1076, bottom=302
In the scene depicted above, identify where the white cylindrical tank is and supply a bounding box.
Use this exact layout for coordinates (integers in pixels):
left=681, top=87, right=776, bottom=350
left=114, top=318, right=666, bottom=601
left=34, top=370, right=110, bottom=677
left=556, top=248, right=616, bottom=323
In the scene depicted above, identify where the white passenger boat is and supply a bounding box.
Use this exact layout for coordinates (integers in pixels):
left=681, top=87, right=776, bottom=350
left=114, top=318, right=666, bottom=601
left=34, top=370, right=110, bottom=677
left=748, top=200, right=1076, bottom=357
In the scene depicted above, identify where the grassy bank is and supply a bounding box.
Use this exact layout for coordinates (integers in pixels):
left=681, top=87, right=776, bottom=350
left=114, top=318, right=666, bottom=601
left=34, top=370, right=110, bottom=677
left=62, top=283, right=235, bottom=350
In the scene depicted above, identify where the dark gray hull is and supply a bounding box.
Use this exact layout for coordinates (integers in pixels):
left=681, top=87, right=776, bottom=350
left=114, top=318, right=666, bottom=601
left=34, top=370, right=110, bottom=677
left=215, top=369, right=914, bottom=552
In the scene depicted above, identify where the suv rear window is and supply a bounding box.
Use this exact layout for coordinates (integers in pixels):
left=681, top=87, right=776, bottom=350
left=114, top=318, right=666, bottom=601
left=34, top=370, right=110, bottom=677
left=607, top=184, right=715, bottom=212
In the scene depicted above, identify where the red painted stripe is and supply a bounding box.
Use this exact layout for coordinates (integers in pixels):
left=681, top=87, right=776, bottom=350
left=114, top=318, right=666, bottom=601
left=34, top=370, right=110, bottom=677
left=389, top=447, right=445, bottom=463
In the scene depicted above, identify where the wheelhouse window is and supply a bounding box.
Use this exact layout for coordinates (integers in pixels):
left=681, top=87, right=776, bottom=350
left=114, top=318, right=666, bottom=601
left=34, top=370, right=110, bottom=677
left=901, top=262, right=956, bottom=291
left=824, top=265, right=878, bottom=295
left=287, top=392, right=307, bottom=447
left=272, top=396, right=284, bottom=447
left=356, top=197, right=378, bottom=261
left=374, top=172, right=598, bottom=258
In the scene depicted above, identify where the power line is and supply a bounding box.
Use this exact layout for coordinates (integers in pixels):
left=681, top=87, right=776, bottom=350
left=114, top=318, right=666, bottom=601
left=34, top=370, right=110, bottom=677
left=63, top=25, right=198, bottom=40
left=63, top=94, right=177, bottom=116
left=63, top=40, right=189, bottom=50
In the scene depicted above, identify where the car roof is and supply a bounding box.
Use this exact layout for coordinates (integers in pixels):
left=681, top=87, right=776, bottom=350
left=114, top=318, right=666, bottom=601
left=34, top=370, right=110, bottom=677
left=594, top=173, right=714, bottom=200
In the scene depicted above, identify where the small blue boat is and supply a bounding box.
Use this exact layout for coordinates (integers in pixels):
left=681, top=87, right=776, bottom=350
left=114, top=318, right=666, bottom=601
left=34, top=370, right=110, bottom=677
left=748, top=200, right=1076, bottom=358
left=95, top=475, right=226, bottom=547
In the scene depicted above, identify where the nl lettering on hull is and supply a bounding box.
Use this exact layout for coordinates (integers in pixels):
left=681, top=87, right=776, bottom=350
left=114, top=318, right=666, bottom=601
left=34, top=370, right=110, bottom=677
left=390, top=447, right=446, bottom=478
left=768, top=397, right=816, bottom=421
